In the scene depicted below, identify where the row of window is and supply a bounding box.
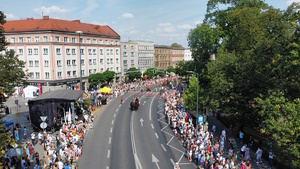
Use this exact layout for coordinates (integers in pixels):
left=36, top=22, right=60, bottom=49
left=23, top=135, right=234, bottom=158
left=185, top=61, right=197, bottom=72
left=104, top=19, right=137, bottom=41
left=17, top=48, right=119, bottom=56
left=27, top=58, right=120, bottom=68
left=28, top=67, right=119, bottom=80
left=9, top=36, right=119, bottom=45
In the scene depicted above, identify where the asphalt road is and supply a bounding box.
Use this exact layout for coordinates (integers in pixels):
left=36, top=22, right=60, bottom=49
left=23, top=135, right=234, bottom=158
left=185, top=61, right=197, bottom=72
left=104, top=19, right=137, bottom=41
left=79, top=86, right=194, bottom=169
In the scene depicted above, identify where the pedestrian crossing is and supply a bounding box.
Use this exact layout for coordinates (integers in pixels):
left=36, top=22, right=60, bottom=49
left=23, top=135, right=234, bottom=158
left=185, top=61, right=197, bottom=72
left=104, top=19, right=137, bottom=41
left=128, top=91, right=161, bottom=97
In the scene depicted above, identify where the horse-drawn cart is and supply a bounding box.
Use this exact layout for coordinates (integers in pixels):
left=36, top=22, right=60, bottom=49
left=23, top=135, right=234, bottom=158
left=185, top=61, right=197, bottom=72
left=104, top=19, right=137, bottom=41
left=130, top=97, right=140, bottom=111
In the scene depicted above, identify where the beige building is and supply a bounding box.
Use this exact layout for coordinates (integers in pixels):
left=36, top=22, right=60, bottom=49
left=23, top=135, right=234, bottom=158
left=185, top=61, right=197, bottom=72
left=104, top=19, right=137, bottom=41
left=3, top=16, right=120, bottom=91
left=171, top=46, right=185, bottom=67
left=154, top=45, right=171, bottom=70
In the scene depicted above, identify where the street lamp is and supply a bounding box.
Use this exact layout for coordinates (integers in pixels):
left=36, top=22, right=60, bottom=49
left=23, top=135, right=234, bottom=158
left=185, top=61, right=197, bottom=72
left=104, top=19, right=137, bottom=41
left=187, top=71, right=199, bottom=127
left=75, top=31, right=83, bottom=91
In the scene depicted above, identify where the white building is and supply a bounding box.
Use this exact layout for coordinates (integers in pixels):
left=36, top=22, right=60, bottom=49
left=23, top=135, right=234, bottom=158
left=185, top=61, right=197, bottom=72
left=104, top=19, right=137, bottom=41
left=184, top=48, right=193, bottom=61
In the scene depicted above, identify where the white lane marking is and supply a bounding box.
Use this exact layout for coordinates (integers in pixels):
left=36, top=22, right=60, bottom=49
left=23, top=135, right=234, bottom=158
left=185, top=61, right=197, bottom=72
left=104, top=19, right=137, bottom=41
left=151, top=124, right=154, bottom=129
left=119, top=104, right=121, bottom=107
left=106, top=166, right=109, bottom=169
left=170, top=159, right=175, bottom=165
left=110, top=128, right=113, bottom=133
left=167, top=136, right=174, bottom=145
left=114, top=114, right=116, bottom=118
left=109, top=137, right=111, bottom=144
left=168, top=145, right=185, bottom=154
left=116, top=109, right=118, bottom=112
left=155, top=133, right=159, bottom=139
left=130, top=108, right=143, bottom=169
left=149, top=97, right=155, bottom=121
left=107, top=150, right=110, bottom=158
left=112, top=120, right=114, bottom=124
left=161, top=144, right=166, bottom=151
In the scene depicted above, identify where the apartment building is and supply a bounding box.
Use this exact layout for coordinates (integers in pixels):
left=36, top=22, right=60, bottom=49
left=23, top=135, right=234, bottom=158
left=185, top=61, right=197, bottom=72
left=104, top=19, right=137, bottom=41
left=154, top=45, right=171, bottom=70
left=121, top=40, right=154, bottom=75
left=184, top=48, right=193, bottom=61
left=3, top=16, right=121, bottom=91
left=171, top=46, right=185, bottom=67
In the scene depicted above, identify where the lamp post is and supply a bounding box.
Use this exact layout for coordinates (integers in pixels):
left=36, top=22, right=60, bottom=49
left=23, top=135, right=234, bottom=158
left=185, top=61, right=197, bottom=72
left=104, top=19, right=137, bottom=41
left=187, top=71, right=199, bottom=127
left=75, top=31, right=83, bottom=91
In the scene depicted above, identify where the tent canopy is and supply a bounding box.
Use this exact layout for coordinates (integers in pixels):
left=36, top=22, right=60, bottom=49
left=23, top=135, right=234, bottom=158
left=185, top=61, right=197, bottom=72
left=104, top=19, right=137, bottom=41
left=28, top=90, right=83, bottom=103
left=98, top=86, right=112, bottom=93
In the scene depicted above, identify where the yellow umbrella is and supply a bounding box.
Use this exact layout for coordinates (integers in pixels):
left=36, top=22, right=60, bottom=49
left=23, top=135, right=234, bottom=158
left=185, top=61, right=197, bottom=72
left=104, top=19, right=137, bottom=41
left=98, top=86, right=113, bottom=93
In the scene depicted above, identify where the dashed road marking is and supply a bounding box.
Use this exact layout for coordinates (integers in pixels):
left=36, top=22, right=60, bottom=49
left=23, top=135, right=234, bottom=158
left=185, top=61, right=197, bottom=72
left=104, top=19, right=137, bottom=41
left=114, top=114, right=116, bottom=118
left=106, top=166, right=109, bottom=169
left=119, top=104, right=121, bottom=107
left=116, top=109, right=118, bottom=112
left=112, top=120, right=114, bottom=124
left=110, top=128, right=113, bottom=133
left=109, top=137, right=111, bottom=144
left=155, top=133, right=159, bottom=139
left=161, top=144, right=166, bottom=151
left=107, top=150, right=110, bottom=158
left=170, top=159, right=175, bottom=165
left=151, top=124, right=154, bottom=129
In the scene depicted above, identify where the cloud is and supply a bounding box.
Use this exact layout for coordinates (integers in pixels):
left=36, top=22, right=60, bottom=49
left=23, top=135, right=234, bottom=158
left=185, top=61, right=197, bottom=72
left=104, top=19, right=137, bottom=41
left=121, top=13, right=134, bottom=19
left=34, top=6, right=69, bottom=15
left=4, top=13, right=19, bottom=20
left=194, top=20, right=203, bottom=25
left=157, top=23, right=175, bottom=33
left=287, top=0, right=300, bottom=5
left=80, top=0, right=99, bottom=18
left=118, top=26, right=137, bottom=35
left=177, top=24, right=192, bottom=30
left=92, top=21, right=108, bottom=25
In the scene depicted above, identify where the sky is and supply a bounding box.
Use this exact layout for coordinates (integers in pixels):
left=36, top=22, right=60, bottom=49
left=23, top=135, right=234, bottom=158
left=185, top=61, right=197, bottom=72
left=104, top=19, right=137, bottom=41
left=1, top=0, right=299, bottom=48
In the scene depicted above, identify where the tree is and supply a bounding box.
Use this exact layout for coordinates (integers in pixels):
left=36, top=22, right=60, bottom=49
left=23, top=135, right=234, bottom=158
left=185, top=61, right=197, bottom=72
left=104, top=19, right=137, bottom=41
left=102, top=70, right=115, bottom=82
left=171, top=43, right=183, bottom=48
left=0, top=11, right=26, bottom=107
left=166, top=66, right=175, bottom=73
left=255, top=90, right=300, bottom=168
left=143, top=68, right=155, bottom=79
left=126, top=67, right=141, bottom=81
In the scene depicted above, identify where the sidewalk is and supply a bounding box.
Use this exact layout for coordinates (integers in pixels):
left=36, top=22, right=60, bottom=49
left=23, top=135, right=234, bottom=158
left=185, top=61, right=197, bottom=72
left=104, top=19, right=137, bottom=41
left=207, top=112, right=272, bottom=169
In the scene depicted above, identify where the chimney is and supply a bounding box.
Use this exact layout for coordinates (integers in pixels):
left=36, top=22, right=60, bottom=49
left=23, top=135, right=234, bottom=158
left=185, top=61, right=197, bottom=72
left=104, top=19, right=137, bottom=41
left=43, top=16, right=49, bottom=20
left=72, top=20, right=80, bottom=23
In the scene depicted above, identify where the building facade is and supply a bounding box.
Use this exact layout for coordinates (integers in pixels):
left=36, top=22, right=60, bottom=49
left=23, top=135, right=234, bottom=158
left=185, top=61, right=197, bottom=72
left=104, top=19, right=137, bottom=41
left=184, top=48, right=193, bottom=61
left=154, top=45, right=171, bottom=70
left=3, top=16, right=120, bottom=91
left=171, top=46, right=185, bottom=67
left=121, top=40, right=154, bottom=75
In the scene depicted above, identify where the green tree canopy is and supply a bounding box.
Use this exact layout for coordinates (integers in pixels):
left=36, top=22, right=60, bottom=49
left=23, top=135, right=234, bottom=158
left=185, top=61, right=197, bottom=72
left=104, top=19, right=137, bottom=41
left=126, top=67, right=141, bottom=81
left=171, top=43, right=183, bottom=48
left=166, top=66, right=175, bottom=73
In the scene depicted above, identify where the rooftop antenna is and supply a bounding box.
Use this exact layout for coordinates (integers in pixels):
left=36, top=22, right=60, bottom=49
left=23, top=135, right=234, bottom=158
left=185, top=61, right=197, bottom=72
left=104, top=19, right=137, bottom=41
left=42, top=12, right=43, bottom=17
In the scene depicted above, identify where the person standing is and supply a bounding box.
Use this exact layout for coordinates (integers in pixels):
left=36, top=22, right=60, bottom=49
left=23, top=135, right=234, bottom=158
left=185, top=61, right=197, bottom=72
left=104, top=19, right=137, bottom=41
left=23, top=126, right=27, bottom=139
left=212, top=124, right=216, bottom=136
left=222, top=129, right=226, bottom=141
left=5, top=105, right=9, bottom=114
left=120, top=96, right=123, bottom=104
left=31, top=132, right=36, bottom=145
left=239, top=131, right=244, bottom=144
left=14, top=128, right=19, bottom=142
left=256, top=147, right=263, bottom=164
left=269, top=149, right=274, bottom=167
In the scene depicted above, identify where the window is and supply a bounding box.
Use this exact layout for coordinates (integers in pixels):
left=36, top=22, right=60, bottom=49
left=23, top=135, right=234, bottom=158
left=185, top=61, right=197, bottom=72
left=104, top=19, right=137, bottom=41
left=100, top=68, right=103, bottom=72
left=72, top=49, right=76, bottom=55
left=79, top=38, right=83, bottom=43
left=81, top=59, right=85, bottom=65
left=35, top=72, right=40, bottom=79
left=100, top=49, right=103, bottom=55
left=124, top=45, right=127, bottom=49
left=72, top=60, right=76, bottom=66
left=80, top=49, right=84, bottom=55
left=116, top=41, right=118, bottom=45
left=29, top=72, right=34, bottom=79
left=27, top=37, right=31, bottom=42
left=34, top=48, right=38, bottom=55
left=116, top=58, right=119, bottom=63
left=18, top=49, right=23, bottom=55
left=110, top=49, right=113, bottom=55
left=116, top=49, right=119, bottom=55
left=106, top=49, right=110, bottom=55
left=44, top=60, right=49, bottom=67
left=123, top=52, right=127, bottom=57
left=43, top=48, right=48, bottom=55
left=67, top=60, right=71, bottom=66
left=116, top=67, right=119, bottom=72
left=67, top=71, right=71, bottom=77
left=93, top=49, right=96, bottom=55
left=88, top=49, right=92, bottom=55
left=10, top=37, right=15, bottom=43
left=73, top=71, right=77, bottom=77
left=105, top=40, right=108, bottom=44
left=35, top=60, right=39, bottom=67
left=35, top=36, right=40, bottom=42
left=100, top=59, right=103, bottom=64
left=43, top=36, right=48, bottom=42
left=99, top=39, right=103, bottom=44
left=89, top=59, right=92, bottom=65
left=131, top=52, right=134, bottom=57
left=57, top=72, right=62, bottom=78
left=93, top=39, right=97, bottom=44
left=87, top=39, right=91, bottom=43
left=110, top=40, right=113, bottom=45
left=45, top=72, right=50, bottom=79
left=29, top=61, right=33, bottom=67
left=55, top=36, right=59, bottom=42
left=57, top=60, right=61, bottom=67
left=81, top=70, right=85, bottom=75
left=64, top=37, right=68, bottom=42
left=19, top=37, right=23, bottom=42
left=123, top=60, right=127, bottom=65
left=131, top=60, right=134, bottom=64
left=93, top=59, right=96, bottom=65
left=56, top=48, right=61, bottom=55
left=72, top=38, right=76, bottom=43
left=131, top=45, right=134, bottom=49
left=93, top=69, right=96, bottom=73
left=89, top=69, right=92, bottom=75
left=110, top=58, right=113, bottom=64
left=66, top=48, right=70, bottom=55
left=28, top=49, right=33, bottom=55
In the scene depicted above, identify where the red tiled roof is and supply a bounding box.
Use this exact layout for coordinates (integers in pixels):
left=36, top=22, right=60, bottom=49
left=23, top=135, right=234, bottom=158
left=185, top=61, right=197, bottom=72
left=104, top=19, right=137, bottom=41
left=3, top=17, right=120, bottom=38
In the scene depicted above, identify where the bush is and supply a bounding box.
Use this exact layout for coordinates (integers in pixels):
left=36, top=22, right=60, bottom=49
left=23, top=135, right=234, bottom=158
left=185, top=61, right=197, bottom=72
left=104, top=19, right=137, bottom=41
left=83, top=99, right=93, bottom=107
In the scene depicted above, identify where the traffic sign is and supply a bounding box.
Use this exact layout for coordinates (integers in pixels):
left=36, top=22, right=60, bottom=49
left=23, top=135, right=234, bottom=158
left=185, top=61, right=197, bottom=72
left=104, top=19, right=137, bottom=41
left=198, top=116, right=203, bottom=123
left=40, top=116, right=47, bottom=129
